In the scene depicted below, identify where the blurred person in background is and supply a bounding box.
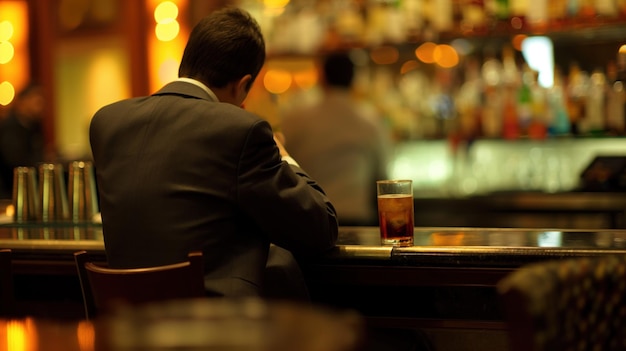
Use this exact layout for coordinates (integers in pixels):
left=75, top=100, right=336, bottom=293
left=281, top=52, right=392, bottom=226
left=0, top=84, right=48, bottom=199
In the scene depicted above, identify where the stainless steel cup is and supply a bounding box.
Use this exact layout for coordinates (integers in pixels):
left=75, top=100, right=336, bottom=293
left=68, top=161, right=99, bottom=222
left=38, top=163, right=70, bottom=222
left=12, top=167, right=39, bottom=223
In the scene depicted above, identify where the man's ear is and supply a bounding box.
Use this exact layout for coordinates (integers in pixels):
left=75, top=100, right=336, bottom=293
left=233, top=74, right=253, bottom=103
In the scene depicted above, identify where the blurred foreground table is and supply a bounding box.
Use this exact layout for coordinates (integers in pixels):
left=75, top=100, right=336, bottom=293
left=0, top=298, right=364, bottom=351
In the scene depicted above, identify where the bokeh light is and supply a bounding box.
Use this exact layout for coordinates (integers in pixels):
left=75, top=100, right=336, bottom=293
left=400, top=60, right=420, bottom=75
left=154, top=1, right=179, bottom=42
left=0, top=20, right=14, bottom=41
left=0, top=81, right=15, bottom=106
left=154, top=1, right=178, bottom=23
left=0, top=41, right=14, bottom=64
left=433, top=44, right=459, bottom=68
left=0, top=1, right=29, bottom=95
left=155, top=20, right=180, bottom=41
left=0, top=39, right=13, bottom=64
left=264, top=0, right=290, bottom=9
left=158, top=58, right=180, bottom=87
left=512, top=34, right=527, bottom=51
left=264, top=69, right=292, bottom=94
left=293, top=69, right=318, bottom=89
left=415, top=42, right=437, bottom=63
left=77, top=320, right=95, bottom=351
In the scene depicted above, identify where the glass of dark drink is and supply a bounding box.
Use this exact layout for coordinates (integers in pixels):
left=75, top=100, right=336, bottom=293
left=377, top=180, right=414, bottom=246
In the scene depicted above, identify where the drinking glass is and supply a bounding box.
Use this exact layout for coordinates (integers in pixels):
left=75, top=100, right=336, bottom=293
left=377, top=180, right=414, bottom=246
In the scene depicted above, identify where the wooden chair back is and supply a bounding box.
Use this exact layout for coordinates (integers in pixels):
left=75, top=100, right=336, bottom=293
left=74, top=251, right=205, bottom=319
left=0, top=249, right=14, bottom=316
left=498, top=255, right=626, bottom=351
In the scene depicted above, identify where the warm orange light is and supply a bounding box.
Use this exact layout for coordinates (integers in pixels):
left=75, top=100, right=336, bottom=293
left=77, top=320, right=95, bottom=351
left=264, top=0, right=290, bottom=9
left=293, top=69, right=318, bottom=89
left=264, top=69, right=292, bottom=94
left=0, top=1, right=29, bottom=95
left=0, top=41, right=14, bottom=64
left=0, top=81, right=15, bottom=106
left=0, top=20, right=13, bottom=41
left=147, top=0, right=189, bottom=92
left=400, top=60, right=420, bottom=75
left=155, top=20, right=180, bottom=41
left=6, top=318, right=37, bottom=351
left=158, top=58, right=180, bottom=86
left=512, top=34, right=527, bottom=51
left=415, top=42, right=437, bottom=64
left=433, top=44, right=459, bottom=68
left=154, top=1, right=179, bottom=41
left=370, top=46, right=399, bottom=65
left=154, top=1, right=178, bottom=23
left=431, top=232, right=465, bottom=245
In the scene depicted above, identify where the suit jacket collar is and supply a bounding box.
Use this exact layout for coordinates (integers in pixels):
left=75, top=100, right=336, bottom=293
left=152, top=80, right=219, bottom=102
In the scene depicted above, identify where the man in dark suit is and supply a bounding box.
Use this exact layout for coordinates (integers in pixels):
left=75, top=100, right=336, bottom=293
left=89, top=7, right=338, bottom=299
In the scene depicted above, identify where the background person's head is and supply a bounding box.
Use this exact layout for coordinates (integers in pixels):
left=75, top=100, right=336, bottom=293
left=178, top=7, right=265, bottom=106
left=14, top=84, right=44, bottom=127
left=322, top=52, right=354, bottom=89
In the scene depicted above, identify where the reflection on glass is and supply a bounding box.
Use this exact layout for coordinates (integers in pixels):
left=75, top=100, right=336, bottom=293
left=5, top=318, right=37, bottom=351
left=76, top=320, right=95, bottom=351
left=537, top=231, right=562, bottom=247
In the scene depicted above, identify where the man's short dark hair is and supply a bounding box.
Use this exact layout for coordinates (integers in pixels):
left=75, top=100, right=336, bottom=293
left=323, top=52, right=354, bottom=88
left=178, top=7, right=265, bottom=90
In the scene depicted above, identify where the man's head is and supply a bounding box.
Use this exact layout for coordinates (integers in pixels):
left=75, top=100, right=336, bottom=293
left=178, top=7, right=266, bottom=105
left=14, top=84, right=44, bottom=126
left=322, top=52, right=354, bottom=89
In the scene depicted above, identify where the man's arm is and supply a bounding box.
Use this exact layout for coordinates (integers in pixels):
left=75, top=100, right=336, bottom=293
left=237, top=120, right=338, bottom=258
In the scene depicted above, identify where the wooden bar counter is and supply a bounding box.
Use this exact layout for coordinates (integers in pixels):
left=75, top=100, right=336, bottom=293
left=3, top=222, right=626, bottom=350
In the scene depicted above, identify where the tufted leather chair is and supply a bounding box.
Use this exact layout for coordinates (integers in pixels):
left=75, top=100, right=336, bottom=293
left=498, top=255, right=626, bottom=351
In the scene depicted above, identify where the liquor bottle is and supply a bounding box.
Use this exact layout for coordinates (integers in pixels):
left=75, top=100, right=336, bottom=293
left=461, top=0, right=488, bottom=31
left=526, top=0, right=548, bottom=29
left=481, top=53, right=504, bottom=137
left=566, top=0, right=580, bottom=17
left=509, top=0, right=528, bottom=29
left=605, top=61, right=626, bottom=135
left=547, top=68, right=571, bottom=136
left=502, top=86, right=520, bottom=139
left=566, top=63, right=588, bottom=135
left=595, top=0, right=619, bottom=18
left=547, top=0, right=568, bottom=28
left=432, top=0, right=454, bottom=32
left=577, top=0, right=597, bottom=21
left=581, top=69, right=607, bottom=135
left=527, top=68, right=548, bottom=139
left=517, top=64, right=533, bottom=132
left=494, top=0, right=510, bottom=20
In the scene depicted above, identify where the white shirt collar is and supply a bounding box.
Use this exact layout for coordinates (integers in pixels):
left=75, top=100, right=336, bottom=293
left=176, top=77, right=220, bottom=102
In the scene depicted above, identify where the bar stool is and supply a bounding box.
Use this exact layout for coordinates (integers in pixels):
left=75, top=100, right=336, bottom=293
left=498, top=255, right=626, bottom=351
left=74, top=251, right=206, bottom=319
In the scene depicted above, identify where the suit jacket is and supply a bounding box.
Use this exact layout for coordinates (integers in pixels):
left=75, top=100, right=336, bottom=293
left=89, top=81, right=338, bottom=297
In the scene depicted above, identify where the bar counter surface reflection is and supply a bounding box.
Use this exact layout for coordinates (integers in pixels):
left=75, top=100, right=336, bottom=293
left=3, top=222, right=626, bottom=266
